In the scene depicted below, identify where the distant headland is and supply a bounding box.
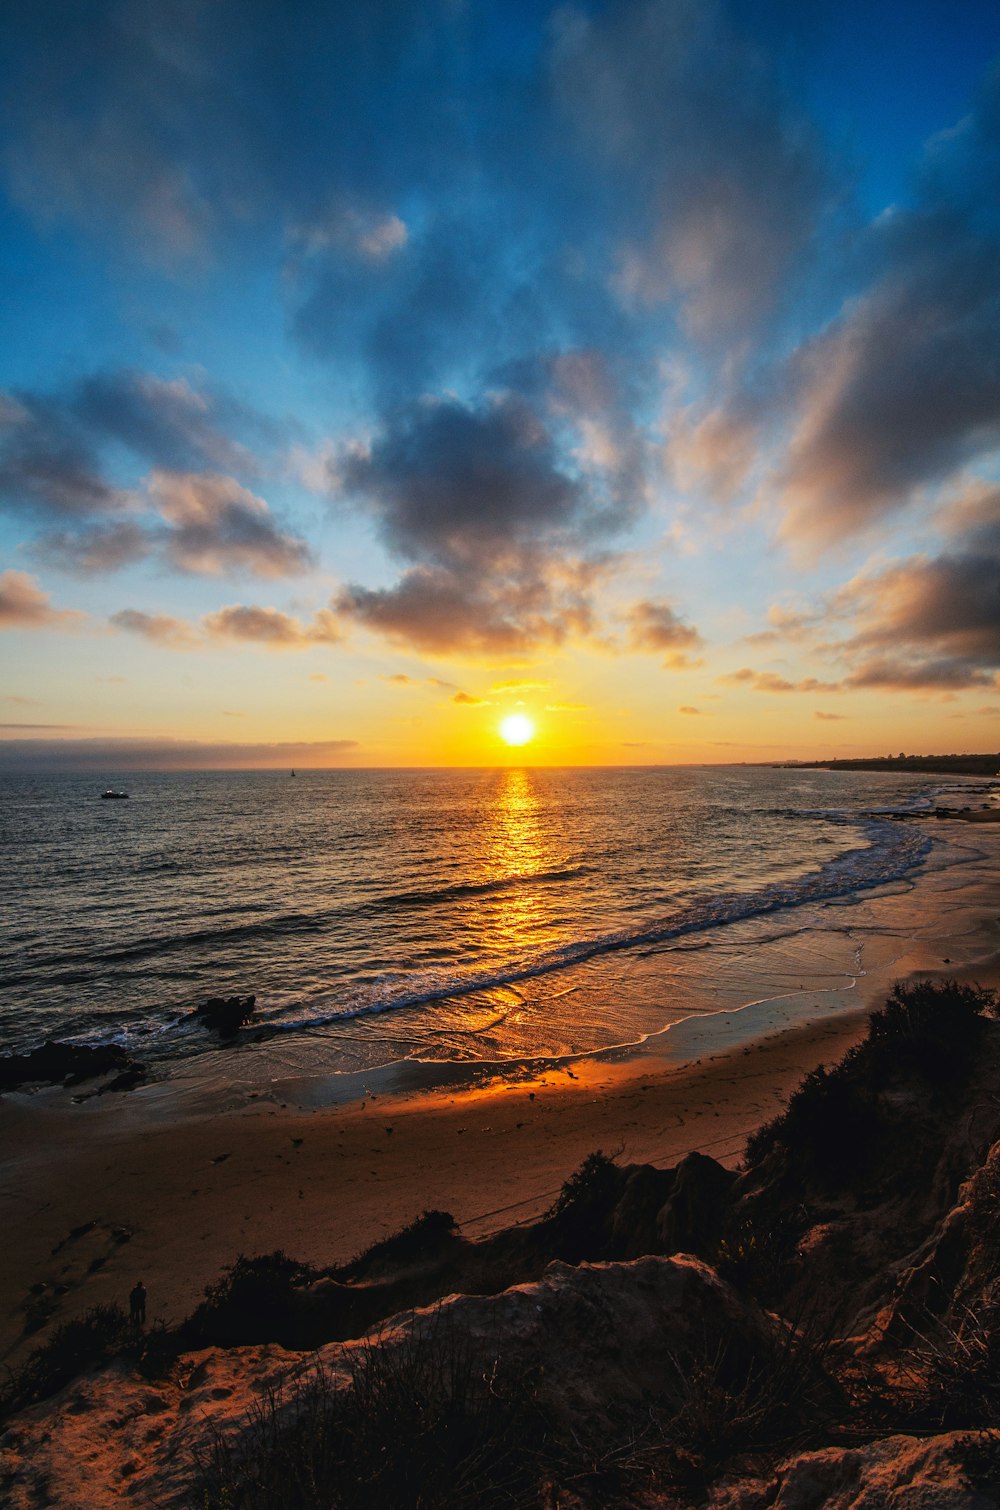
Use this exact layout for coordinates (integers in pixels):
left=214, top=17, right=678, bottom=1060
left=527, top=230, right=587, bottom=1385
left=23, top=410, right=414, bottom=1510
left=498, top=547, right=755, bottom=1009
left=778, top=752, right=1000, bottom=776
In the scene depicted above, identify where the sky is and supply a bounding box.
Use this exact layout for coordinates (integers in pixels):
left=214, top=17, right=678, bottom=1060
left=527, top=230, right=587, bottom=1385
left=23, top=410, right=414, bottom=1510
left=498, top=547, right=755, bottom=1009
left=1, top=0, right=999, bottom=769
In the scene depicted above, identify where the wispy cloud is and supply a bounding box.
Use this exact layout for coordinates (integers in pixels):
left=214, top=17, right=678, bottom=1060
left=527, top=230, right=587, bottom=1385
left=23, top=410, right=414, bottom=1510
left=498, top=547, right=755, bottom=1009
left=111, top=602, right=343, bottom=651
left=151, top=472, right=312, bottom=578
left=719, top=667, right=841, bottom=693
left=0, top=737, right=360, bottom=771
left=832, top=490, right=1000, bottom=691
left=109, top=608, right=198, bottom=648
left=626, top=599, right=702, bottom=667
left=0, top=569, right=85, bottom=629
left=202, top=604, right=342, bottom=649
left=776, top=76, right=1000, bottom=549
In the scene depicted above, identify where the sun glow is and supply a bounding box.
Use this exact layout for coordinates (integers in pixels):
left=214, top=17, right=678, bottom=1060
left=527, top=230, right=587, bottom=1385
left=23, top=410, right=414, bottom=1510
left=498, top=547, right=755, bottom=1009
left=499, top=712, right=535, bottom=747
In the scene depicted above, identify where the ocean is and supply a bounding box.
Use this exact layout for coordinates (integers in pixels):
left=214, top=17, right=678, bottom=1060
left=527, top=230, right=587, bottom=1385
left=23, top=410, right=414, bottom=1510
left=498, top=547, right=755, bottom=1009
left=2, top=765, right=996, bottom=1084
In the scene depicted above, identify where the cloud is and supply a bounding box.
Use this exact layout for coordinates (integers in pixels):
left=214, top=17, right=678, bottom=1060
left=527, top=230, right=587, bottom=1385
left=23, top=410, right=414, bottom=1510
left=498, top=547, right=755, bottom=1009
left=626, top=599, right=702, bottom=666
left=0, top=737, right=360, bottom=772
left=0, top=388, right=129, bottom=519
left=453, top=691, right=488, bottom=706
left=343, top=393, right=595, bottom=570
left=553, top=0, right=832, bottom=349
left=110, top=608, right=198, bottom=648
left=832, top=491, right=1000, bottom=690
left=337, top=564, right=597, bottom=659
left=0, top=569, right=84, bottom=629
left=678, top=705, right=701, bottom=715
left=490, top=679, right=550, bottom=693
left=776, top=72, right=1000, bottom=548
left=719, top=667, right=841, bottom=693
left=744, top=601, right=829, bottom=647
left=329, top=389, right=637, bottom=657
left=545, top=702, right=588, bottom=712
left=114, top=601, right=341, bottom=654
left=384, top=673, right=415, bottom=686
left=843, top=657, right=996, bottom=693
left=291, top=203, right=408, bottom=262
left=1, top=371, right=309, bottom=579
left=35, top=522, right=151, bottom=574
left=668, top=402, right=761, bottom=502
left=147, top=471, right=312, bottom=577
left=0, top=367, right=279, bottom=524
left=814, top=710, right=846, bottom=721
left=75, top=369, right=265, bottom=474
left=202, top=604, right=342, bottom=648
left=3, top=7, right=216, bottom=263
left=36, top=471, right=312, bottom=580
left=0, top=722, right=84, bottom=731
left=1, top=1, right=450, bottom=268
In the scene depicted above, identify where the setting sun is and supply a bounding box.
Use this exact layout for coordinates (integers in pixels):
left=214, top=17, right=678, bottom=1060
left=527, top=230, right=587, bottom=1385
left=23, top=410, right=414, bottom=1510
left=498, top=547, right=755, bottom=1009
left=499, top=713, right=535, bottom=747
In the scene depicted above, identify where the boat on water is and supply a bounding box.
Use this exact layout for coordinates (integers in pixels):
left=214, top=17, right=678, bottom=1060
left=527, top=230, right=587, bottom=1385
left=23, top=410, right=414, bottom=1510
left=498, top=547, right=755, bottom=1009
left=100, top=789, right=129, bottom=800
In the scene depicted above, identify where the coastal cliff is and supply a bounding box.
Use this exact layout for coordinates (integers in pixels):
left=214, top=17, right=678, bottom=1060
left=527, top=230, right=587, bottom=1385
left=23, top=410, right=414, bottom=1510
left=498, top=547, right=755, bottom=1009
left=4, top=981, right=1000, bottom=1507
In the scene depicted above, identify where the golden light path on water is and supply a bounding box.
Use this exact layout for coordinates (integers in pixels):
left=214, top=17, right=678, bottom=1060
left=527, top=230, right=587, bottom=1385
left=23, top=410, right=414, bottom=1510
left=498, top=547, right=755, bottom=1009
left=480, top=767, right=559, bottom=965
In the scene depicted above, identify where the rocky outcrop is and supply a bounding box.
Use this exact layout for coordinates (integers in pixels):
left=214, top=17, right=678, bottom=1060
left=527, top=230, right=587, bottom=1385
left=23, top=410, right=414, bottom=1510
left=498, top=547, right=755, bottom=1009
left=712, top=1432, right=1000, bottom=1509
left=656, top=1149, right=736, bottom=1255
left=0, top=1255, right=782, bottom=1509
left=0, top=1040, right=142, bottom=1092
left=195, top=995, right=255, bottom=1038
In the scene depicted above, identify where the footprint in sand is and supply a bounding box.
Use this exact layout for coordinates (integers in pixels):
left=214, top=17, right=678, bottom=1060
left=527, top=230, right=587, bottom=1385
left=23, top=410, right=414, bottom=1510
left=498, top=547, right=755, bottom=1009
left=22, top=1220, right=133, bottom=1337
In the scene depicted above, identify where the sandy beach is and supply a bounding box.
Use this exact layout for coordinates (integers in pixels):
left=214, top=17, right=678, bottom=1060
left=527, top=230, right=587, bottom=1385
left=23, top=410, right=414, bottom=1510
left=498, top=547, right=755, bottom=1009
left=2, top=812, right=998, bottom=1367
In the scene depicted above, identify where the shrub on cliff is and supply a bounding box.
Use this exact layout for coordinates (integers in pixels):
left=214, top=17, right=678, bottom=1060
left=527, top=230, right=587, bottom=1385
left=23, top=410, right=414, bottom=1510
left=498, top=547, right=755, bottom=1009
left=189, top=1251, right=316, bottom=1346
left=744, top=980, right=997, bottom=1188
left=333, top=1209, right=458, bottom=1281
left=866, top=979, right=993, bottom=1084
left=744, top=1054, right=879, bottom=1187
left=548, top=1147, right=624, bottom=1259
left=0, top=1303, right=132, bottom=1418
left=198, top=1320, right=545, bottom=1509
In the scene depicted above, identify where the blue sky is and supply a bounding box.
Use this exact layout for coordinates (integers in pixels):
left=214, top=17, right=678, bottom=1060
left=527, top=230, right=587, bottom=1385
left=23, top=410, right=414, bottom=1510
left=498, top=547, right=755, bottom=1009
left=0, top=0, right=998, bottom=767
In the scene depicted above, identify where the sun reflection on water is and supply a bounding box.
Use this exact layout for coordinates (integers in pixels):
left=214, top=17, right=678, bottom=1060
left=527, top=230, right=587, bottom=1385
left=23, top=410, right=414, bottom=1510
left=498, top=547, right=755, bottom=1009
left=478, top=767, right=558, bottom=958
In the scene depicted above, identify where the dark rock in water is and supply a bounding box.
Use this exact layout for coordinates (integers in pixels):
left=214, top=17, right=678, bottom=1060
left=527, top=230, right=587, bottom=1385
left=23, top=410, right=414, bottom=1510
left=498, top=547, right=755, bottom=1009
left=97, top=1065, right=148, bottom=1095
left=0, top=1039, right=135, bottom=1092
left=196, top=994, right=256, bottom=1038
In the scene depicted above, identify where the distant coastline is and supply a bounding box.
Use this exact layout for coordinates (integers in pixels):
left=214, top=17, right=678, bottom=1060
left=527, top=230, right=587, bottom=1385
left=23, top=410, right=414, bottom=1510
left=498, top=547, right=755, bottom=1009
left=778, top=752, right=1000, bottom=777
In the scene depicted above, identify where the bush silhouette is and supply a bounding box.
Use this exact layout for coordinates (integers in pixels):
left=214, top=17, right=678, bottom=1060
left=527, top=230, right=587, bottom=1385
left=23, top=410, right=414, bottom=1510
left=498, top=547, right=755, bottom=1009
left=1, top=1303, right=132, bottom=1417
left=190, top=1251, right=315, bottom=1345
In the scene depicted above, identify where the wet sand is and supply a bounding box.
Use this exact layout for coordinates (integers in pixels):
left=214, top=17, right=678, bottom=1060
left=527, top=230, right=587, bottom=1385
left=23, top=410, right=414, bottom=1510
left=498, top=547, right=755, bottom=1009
left=1, top=816, right=997, bottom=1365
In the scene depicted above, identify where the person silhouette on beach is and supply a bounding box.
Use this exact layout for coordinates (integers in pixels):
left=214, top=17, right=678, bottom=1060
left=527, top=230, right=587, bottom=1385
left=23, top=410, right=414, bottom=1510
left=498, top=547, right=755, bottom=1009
left=129, top=1280, right=147, bottom=1328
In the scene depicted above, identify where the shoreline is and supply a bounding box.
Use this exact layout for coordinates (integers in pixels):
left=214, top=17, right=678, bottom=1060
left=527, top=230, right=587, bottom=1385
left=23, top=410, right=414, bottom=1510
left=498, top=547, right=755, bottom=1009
left=1, top=814, right=997, bottom=1365
left=0, top=1003, right=877, bottom=1362
left=3, top=946, right=998, bottom=1366
left=89, top=805, right=1000, bottom=1117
